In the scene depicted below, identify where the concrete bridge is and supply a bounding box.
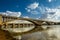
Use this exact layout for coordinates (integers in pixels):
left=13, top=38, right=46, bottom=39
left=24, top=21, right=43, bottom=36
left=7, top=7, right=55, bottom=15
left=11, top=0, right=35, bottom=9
left=0, top=14, right=58, bottom=35
left=0, top=14, right=57, bottom=25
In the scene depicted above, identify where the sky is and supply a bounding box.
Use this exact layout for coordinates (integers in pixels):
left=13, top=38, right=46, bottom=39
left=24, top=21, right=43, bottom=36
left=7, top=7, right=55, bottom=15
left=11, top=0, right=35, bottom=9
left=0, top=0, right=60, bottom=21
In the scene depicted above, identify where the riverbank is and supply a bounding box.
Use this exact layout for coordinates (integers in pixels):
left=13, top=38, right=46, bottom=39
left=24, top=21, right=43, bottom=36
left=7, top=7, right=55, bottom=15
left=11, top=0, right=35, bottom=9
left=0, top=29, right=16, bottom=40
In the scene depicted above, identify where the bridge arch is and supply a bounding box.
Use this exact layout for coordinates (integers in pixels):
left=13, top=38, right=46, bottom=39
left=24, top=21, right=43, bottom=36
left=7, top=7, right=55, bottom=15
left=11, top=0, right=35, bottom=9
left=2, top=19, right=44, bottom=34
left=0, top=14, right=54, bottom=34
left=2, top=20, right=36, bottom=33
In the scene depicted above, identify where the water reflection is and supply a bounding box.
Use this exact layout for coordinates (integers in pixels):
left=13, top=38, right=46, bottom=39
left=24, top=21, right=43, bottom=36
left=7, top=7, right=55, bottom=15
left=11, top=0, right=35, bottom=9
left=13, top=35, right=21, bottom=40
left=1, top=25, right=60, bottom=40
left=21, top=25, right=60, bottom=40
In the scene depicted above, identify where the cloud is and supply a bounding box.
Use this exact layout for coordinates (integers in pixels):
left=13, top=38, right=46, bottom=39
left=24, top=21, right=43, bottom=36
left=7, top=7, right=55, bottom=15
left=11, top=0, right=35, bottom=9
left=38, top=6, right=60, bottom=22
left=25, top=8, right=31, bottom=12
left=36, top=17, right=41, bottom=20
left=26, top=2, right=60, bottom=22
left=48, top=0, right=52, bottom=2
left=45, top=7, right=60, bottom=20
left=23, top=16, right=29, bottom=18
left=48, top=0, right=56, bottom=2
left=35, top=6, right=60, bottom=22
left=37, top=6, right=60, bottom=21
left=0, top=11, right=21, bottom=17
left=26, top=2, right=39, bottom=14
left=30, top=11, right=39, bottom=14
left=27, top=2, right=39, bottom=10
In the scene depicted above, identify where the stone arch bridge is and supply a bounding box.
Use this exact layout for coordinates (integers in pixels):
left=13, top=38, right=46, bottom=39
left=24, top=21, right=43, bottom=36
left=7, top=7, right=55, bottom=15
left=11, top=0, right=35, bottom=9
left=0, top=14, right=58, bottom=35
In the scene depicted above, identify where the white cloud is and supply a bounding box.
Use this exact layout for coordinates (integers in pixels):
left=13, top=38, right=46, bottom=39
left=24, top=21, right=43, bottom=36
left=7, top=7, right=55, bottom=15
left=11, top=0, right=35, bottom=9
left=25, top=8, right=31, bottom=12
left=36, top=17, right=41, bottom=20
left=30, top=11, right=39, bottom=14
left=31, top=6, right=60, bottom=22
left=26, top=2, right=39, bottom=14
left=23, top=16, right=29, bottom=18
left=48, top=0, right=52, bottom=2
left=45, top=7, right=60, bottom=20
left=48, top=0, right=56, bottom=2
left=39, top=6, right=60, bottom=22
left=37, top=6, right=60, bottom=22
left=26, top=2, right=60, bottom=22
left=0, top=11, right=21, bottom=17
left=27, top=2, right=39, bottom=10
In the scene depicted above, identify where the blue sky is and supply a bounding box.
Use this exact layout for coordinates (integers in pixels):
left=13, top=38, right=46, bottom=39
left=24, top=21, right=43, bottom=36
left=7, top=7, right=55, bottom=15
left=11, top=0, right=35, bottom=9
left=0, top=0, right=60, bottom=21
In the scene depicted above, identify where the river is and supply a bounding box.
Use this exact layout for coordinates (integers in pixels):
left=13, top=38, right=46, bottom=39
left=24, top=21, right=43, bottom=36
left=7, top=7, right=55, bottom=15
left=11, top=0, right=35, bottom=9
left=2, top=25, right=60, bottom=40
left=21, top=25, right=60, bottom=40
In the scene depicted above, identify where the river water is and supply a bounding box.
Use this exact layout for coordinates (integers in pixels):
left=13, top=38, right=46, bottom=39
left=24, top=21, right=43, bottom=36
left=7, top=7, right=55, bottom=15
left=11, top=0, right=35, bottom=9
left=2, top=25, right=60, bottom=40
left=21, top=25, right=60, bottom=40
